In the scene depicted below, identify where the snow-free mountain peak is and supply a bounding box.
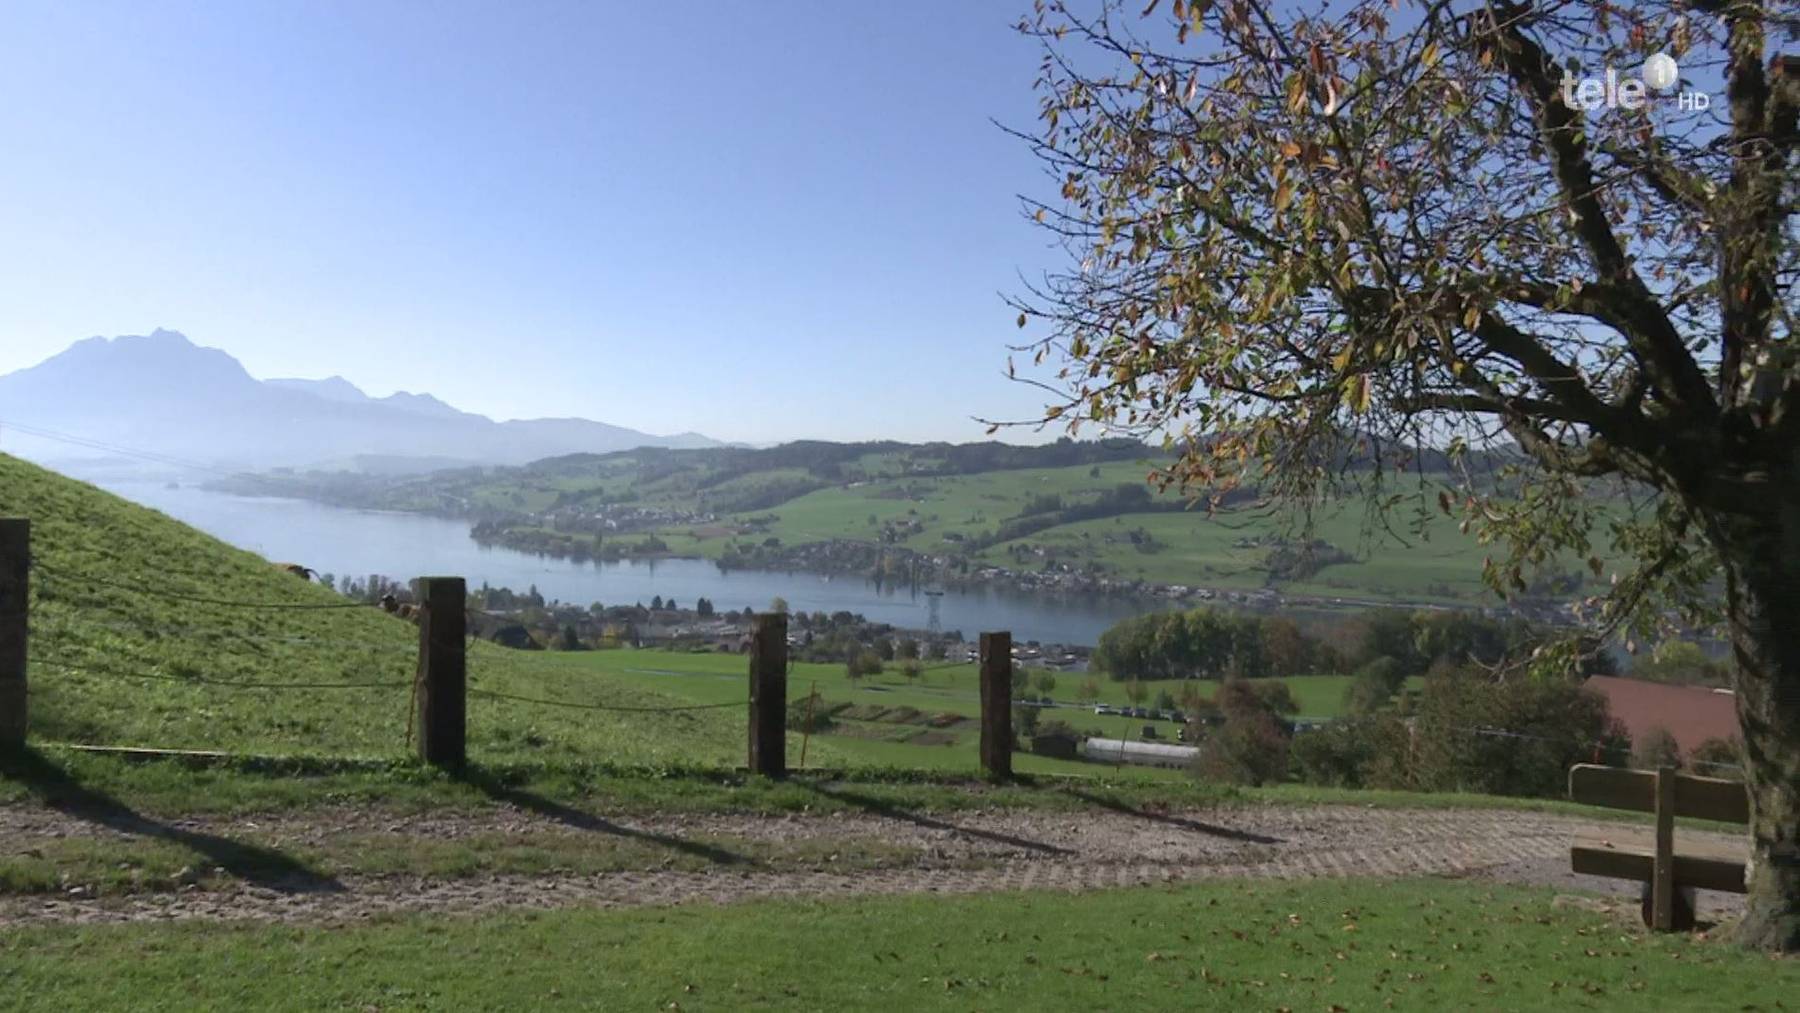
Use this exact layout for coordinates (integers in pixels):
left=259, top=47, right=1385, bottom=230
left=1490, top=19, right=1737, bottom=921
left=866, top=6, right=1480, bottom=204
left=0, top=332, right=723, bottom=472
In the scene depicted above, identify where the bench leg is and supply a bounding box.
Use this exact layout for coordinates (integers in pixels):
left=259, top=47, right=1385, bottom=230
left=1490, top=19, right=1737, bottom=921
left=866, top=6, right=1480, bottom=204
left=1640, top=883, right=1697, bottom=931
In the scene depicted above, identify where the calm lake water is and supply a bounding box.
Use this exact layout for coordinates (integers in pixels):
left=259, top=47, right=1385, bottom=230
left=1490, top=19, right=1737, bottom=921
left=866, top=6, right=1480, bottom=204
left=91, top=479, right=1171, bottom=646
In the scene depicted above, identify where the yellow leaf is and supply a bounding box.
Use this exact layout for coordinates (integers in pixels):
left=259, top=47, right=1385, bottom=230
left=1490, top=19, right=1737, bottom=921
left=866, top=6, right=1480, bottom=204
left=1273, top=180, right=1293, bottom=213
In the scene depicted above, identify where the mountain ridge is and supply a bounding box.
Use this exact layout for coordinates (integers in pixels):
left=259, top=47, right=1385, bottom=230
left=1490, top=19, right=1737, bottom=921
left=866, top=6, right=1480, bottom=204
left=0, top=330, right=725, bottom=473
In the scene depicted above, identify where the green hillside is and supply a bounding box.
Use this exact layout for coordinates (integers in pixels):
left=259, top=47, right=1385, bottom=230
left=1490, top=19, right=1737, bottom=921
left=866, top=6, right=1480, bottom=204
left=0, top=453, right=749, bottom=765
left=240, top=441, right=1612, bottom=605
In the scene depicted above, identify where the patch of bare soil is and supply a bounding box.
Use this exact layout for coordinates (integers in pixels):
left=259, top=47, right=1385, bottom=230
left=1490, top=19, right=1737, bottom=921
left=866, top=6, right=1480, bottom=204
left=0, top=802, right=1749, bottom=927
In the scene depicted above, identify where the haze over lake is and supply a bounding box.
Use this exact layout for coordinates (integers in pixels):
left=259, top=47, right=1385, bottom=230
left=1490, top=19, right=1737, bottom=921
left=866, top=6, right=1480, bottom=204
left=93, top=478, right=1170, bottom=646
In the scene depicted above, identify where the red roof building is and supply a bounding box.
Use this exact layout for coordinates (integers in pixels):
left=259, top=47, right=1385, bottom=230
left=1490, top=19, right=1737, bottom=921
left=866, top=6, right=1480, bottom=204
left=1582, top=675, right=1740, bottom=756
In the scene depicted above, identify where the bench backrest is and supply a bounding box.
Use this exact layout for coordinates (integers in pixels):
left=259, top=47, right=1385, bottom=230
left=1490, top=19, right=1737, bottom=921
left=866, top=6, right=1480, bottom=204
left=1568, top=764, right=1749, bottom=824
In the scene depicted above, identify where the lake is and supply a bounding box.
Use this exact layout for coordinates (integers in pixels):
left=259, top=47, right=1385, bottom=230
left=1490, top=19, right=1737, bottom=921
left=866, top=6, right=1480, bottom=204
left=90, top=478, right=1174, bottom=646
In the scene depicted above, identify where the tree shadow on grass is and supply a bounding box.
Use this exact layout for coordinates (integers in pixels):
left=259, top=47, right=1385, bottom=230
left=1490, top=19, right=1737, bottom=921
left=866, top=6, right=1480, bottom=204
left=1060, top=786, right=1286, bottom=845
left=452, top=766, right=750, bottom=867
left=798, top=781, right=1075, bottom=855
left=0, top=746, right=343, bottom=894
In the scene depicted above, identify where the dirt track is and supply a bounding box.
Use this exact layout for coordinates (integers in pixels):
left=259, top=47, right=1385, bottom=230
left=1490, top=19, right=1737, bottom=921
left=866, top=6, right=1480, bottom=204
left=0, top=802, right=1749, bottom=926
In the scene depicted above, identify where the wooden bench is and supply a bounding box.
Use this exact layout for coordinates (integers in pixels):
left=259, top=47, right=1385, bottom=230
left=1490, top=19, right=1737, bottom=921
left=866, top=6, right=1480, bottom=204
left=1567, top=763, right=1751, bottom=930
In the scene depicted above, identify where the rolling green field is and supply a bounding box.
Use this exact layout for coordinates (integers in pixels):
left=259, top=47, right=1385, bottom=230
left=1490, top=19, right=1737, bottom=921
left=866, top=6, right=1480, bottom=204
left=3, top=878, right=1789, bottom=1010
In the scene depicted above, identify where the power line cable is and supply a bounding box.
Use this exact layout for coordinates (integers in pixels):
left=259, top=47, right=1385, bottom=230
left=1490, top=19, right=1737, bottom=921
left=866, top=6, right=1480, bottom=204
left=0, top=418, right=296, bottom=491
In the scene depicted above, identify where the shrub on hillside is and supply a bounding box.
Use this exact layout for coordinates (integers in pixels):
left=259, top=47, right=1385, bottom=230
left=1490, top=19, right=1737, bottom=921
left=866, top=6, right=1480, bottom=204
left=844, top=650, right=886, bottom=679
left=1406, top=673, right=1627, bottom=799
left=787, top=692, right=835, bottom=734
left=1631, top=640, right=1730, bottom=687
left=1217, top=678, right=1297, bottom=719
left=1689, top=737, right=1745, bottom=779
left=1292, top=717, right=1377, bottom=788
left=1013, top=702, right=1042, bottom=742
left=1192, top=712, right=1290, bottom=786
left=1343, top=656, right=1407, bottom=715
left=1632, top=726, right=1684, bottom=771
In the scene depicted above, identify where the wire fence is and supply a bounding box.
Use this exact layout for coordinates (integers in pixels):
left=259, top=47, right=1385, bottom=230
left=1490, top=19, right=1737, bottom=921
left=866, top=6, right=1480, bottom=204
left=466, top=686, right=746, bottom=713
left=30, top=615, right=416, bottom=652
left=14, top=560, right=1750, bottom=779
left=1438, top=722, right=1745, bottom=776
left=36, top=564, right=368, bottom=610
left=34, top=657, right=410, bottom=691
left=24, top=561, right=758, bottom=750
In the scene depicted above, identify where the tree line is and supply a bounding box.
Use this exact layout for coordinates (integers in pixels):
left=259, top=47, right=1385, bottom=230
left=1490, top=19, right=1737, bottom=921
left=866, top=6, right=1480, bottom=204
left=1093, top=605, right=1610, bottom=683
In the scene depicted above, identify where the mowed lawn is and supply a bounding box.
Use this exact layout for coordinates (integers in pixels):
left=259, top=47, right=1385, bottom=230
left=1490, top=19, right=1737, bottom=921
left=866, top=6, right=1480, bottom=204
left=3, top=878, right=1790, bottom=1011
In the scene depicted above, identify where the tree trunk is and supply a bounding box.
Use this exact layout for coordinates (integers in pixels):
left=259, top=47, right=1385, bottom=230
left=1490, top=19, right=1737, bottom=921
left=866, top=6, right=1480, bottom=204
left=1715, top=511, right=1800, bottom=953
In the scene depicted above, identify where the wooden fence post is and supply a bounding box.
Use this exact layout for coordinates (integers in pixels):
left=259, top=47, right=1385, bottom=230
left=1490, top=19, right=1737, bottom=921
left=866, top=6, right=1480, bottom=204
left=0, top=519, right=27, bottom=748
left=417, top=576, right=467, bottom=768
left=979, top=631, right=1013, bottom=780
left=748, top=612, right=787, bottom=778
left=1652, top=765, right=1676, bottom=931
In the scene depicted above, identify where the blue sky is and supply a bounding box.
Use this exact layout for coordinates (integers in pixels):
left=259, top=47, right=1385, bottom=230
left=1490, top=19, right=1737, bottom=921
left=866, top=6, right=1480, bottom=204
left=0, top=1, right=1065, bottom=444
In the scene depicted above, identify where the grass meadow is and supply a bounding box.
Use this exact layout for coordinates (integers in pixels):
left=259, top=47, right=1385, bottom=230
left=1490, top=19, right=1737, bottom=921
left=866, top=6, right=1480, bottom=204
left=2, top=878, right=1789, bottom=1010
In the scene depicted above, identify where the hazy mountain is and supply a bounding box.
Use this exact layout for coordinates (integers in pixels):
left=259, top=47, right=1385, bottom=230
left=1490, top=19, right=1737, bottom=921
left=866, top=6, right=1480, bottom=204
left=266, top=377, right=475, bottom=421
left=0, top=330, right=723, bottom=473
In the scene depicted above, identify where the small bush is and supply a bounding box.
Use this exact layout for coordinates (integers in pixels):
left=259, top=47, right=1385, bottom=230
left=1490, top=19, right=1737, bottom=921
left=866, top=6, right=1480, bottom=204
left=1013, top=703, right=1041, bottom=741
left=1407, top=672, right=1627, bottom=798
left=1632, top=725, right=1683, bottom=771
left=1344, top=656, right=1407, bottom=715
left=1192, top=711, right=1290, bottom=786
left=1689, top=737, right=1744, bottom=779
left=1217, top=679, right=1297, bottom=718
left=786, top=693, right=835, bottom=734
left=1292, top=720, right=1374, bottom=788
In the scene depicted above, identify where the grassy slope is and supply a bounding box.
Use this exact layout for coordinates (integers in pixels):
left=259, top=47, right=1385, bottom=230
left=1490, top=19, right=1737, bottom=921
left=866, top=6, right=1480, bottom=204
left=0, top=453, right=754, bottom=766
left=4, top=878, right=1790, bottom=1010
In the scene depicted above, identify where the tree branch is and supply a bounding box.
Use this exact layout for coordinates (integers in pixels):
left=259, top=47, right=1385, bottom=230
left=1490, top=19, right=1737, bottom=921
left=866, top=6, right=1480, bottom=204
left=1475, top=3, right=1720, bottom=422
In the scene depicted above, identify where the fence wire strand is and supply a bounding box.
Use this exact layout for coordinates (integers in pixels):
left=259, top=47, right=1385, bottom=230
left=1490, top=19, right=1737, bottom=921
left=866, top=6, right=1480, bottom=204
left=35, top=656, right=410, bottom=691
left=30, top=616, right=414, bottom=651
left=36, top=564, right=369, bottom=610
left=467, top=685, right=746, bottom=713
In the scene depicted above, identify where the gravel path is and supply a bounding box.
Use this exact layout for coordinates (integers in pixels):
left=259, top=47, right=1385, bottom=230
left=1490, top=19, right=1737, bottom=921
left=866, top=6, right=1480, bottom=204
left=0, top=802, right=1749, bottom=926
